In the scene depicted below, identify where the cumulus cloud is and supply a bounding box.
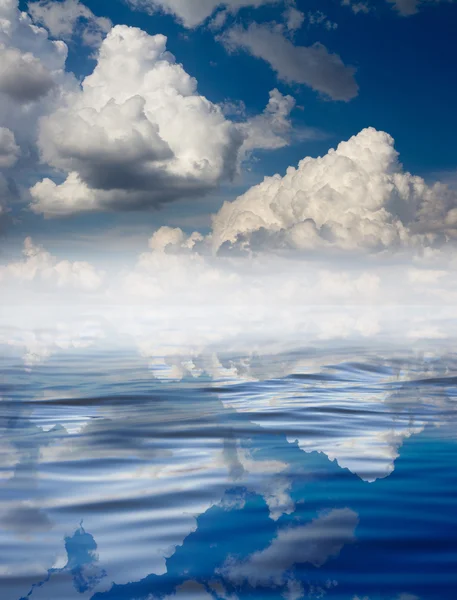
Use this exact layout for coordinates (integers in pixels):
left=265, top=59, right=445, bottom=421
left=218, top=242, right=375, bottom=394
left=0, top=127, right=20, bottom=167
left=0, top=1, right=69, bottom=107
left=219, top=22, right=358, bottom=101
left=29, top=25, right=303, bottom=216
left=28, top=0, right=112, bottom=47
left=219, top=508, right=359, bottom=587
left=29, top=25, right=244, bottom=214
left=0, top=45, right=56, bottom=102
left=125, top=0, right=277, bottom=28
left=0, top=237, right=104, bottom=291
left=0, top=0, right=78, bottom=211
left=211, top=127, right=457, bottom=254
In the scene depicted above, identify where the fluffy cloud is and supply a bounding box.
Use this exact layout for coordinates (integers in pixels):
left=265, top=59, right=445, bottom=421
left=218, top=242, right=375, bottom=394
left=29, top=25, right=303, bottom=216
left=0, top=237, right=104, bottom=291
left=125, top=0, right=277, bottom=28
left=0, top=127, right=20, bottom=167
left=0, top=45, right=56, bottom=102
left=283, top=5, right=305, bottom=31
left=28, top=25, right=248, bottom=216
left=239, top=88, right=295, bottom=155
left=219, top=22, right=358, bottom=101
left=0, top=0, right=77, bottom=214
left=28, top=0, right=112, bottom=47
left=0, top=1, right=69, bottom=106
left=211, top=127, right=457, bottom=254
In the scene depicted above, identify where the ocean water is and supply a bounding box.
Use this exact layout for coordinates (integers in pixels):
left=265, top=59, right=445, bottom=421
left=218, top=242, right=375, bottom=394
left=1, top=309, right=457, bottom=600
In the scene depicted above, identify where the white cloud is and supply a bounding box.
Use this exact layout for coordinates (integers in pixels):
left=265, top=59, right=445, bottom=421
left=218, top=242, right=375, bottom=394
left=29, top=25, right=245, bottom=215
left=211, top=127, right=457, bottom=254
left=239, top=88, right=295, bottom=156
left=0, top=1, right=69, bottom=106
left=125, top=0, right=278, bottom=28
left=387, top=0, right=454, bottom=15
left=29, top=28, right=303, bottom=218
left=0, top=127, right=20, bottom=167
left=283, top=6, right=304, bottom=31
left=218, top=508, right=359, bottom=587
left=28, top=0, right=112, bottom=47
left=0, top=237, right=104, bottom=291
left=0, top=45, right=56, bottom=102
left=0, top=0, right=78, bottom=214
left=219, top=22, right=358, bottom=101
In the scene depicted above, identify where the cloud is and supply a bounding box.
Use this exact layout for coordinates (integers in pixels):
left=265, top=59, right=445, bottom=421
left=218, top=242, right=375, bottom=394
left=0, top=1, right=69, bottom=105
left=29, top=25, right=302, bottom=217
left=0, top=237, right=104, bottom=291
left=0, top=45, right=56, bottom=102
left=29, top=25, right=245, bottom=215
left=125, top=0, right=278, bottom=28
left=218, top=508, right=359, bottom=587
left=28, top=0, right=112, bottom=47
left=283, top=6, right=305, bottom=31
left=211, top=127, right=457, bottom=254
left=0, top=173, right=10, bottom=225
left=387, top=0, right=454, bottom=15
left=239, top=88, right=296, bottom=156
left=219, top=22, right=358, bottom=101
left=0, top=0, right=78, bottom=197
left=342, top=0, right=372, bottom=14
left=0, top=127, right=20, bottom=167
left=308, top=11, right=338, bottom=30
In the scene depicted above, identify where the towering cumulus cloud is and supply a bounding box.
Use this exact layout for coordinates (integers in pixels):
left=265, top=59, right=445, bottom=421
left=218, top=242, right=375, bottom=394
left=212, top=127, right=457, bottom=254
left=30, top=25, right=244, bottom=215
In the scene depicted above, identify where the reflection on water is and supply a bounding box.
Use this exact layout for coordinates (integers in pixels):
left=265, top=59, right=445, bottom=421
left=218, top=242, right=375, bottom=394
left=1, top=311, right=457, bottom=600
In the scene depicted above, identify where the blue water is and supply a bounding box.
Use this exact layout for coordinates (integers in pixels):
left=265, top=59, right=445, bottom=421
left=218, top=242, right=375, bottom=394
left=1, top=329, right=457, bottom=600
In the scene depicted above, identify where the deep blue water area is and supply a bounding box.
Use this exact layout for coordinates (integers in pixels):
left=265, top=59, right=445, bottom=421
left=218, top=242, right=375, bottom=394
left=1, top=328, right=456, bottom=600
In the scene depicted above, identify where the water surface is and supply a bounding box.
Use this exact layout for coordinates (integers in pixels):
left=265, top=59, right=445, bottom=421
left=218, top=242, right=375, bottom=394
left=1, top=312, right=456, bottom=600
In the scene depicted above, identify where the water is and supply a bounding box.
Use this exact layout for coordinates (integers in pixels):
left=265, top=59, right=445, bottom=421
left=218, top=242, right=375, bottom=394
left=1, top=310, right=457, bottom=600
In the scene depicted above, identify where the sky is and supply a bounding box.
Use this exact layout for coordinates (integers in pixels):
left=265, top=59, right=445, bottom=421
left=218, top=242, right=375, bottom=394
left=1, top=0, right=457, bottom=308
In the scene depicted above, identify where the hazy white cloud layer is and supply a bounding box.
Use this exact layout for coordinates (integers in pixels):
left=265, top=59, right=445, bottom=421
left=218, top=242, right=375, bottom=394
left=0, top=237, right=104, bottom=291
left=219, top=22, right=358, bottom=101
